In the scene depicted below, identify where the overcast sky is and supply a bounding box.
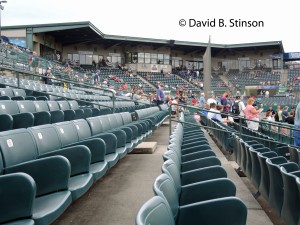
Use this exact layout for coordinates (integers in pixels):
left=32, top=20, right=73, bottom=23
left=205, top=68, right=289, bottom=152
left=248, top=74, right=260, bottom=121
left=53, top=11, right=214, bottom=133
left=2, top=0, right=299, bottom=52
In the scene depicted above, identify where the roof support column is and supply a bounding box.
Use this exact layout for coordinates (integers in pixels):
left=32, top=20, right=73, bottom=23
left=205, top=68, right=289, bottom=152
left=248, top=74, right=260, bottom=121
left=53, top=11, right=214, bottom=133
left=26, top=27, right=33, bottom=50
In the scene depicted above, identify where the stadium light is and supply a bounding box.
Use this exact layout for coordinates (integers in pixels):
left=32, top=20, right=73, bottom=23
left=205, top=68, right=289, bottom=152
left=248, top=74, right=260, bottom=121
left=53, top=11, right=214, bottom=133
left=0, top=0, right=7, bottom=44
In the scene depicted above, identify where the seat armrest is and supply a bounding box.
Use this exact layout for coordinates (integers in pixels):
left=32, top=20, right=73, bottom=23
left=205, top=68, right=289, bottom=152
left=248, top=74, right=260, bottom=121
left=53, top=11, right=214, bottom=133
left=181, top=166, right=227, bottom=185
left=5, top=156, right=71, bottom=197
left=178, top=197, right=247, bottom=225
left=180, top=178, right=236, bottom=205
left=38, top=145, right=91, bottom=176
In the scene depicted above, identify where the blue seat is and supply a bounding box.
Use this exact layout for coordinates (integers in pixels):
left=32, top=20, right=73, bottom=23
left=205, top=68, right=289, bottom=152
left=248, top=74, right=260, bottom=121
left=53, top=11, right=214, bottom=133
left=0, top=129, right=72, bottom=225
left=16, top=101, right=51, bottom=126
left=154, top=173, right=237, bottom=207
left=266, top=156, right=290, bottom=215
left=0, top=100, right=34, bottom=129
left=280, top=163, right=300, bottom=225
left=27, top=124, right=94, bottom=200
left=0, top=173, right=36, bottom=225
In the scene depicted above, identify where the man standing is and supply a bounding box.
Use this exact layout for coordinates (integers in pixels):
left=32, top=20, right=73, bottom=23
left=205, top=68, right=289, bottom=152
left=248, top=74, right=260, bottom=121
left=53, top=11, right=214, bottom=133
left=220, top=92, right=230, bottom=117
left=156, top=85, right=165, bottom=106
left=232, top=96, right=246, bottom=123
left=199, top=93, right=206, bottom=107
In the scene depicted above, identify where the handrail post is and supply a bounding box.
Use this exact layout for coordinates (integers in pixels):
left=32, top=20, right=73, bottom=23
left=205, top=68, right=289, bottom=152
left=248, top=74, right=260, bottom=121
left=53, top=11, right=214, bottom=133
left=169, top=104, right=172, bottom=136
left=17, top=72, right=19, bottom=88
left=112, top=92, right=115, bottom=113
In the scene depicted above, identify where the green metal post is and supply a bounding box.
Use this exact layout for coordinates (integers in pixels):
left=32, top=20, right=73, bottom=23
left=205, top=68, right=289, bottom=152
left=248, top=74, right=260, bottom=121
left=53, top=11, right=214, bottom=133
left=169, top=104, right=172, bottom=136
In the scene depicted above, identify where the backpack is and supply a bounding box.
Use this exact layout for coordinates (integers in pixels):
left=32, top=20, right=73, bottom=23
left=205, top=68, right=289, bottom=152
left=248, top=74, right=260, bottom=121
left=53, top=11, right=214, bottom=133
left=232, top=101, right=240, bottom=115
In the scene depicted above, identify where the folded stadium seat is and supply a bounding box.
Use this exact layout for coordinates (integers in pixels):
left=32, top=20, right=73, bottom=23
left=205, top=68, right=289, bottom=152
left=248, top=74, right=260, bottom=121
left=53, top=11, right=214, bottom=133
left=56, top=100, right=78, bottom=121
left=248, top=146, right=270, bottom=190
left=34, top=100, right=64, bottom=123
left=243, top=143, right=265, bottom=179
left=280, top=163, right=300, bottom=225
left=0, top=173, right=36, bottom=225
left=28, top=124, right=94, bottom=200
left=154, top=173, right=237, bottom=211
left=16, top=100, right=51, bottom=126
left=47, top=100, right=75, bottom=121
left=119, top=112, right=151, bottom=138
left=99, top=107, right=113, bottom=116
left=288, top=146, right=299, bottom=165
left=257, top=151, right=278, bottom=201
left=70, top=119, right=109, bottom=180
left=0, top=114, right=13, bottom=131
left=108, top=113, right=142, bottom=148
left=68, top=100, right=94, bottom=119
left=162, top=158, right=226, bottom=189
left=96, top=115, right=129, bottom=158
left=0, top=129, right=72, bottom=225
left=136, top=192, right=247, bottom=225
left=0, top=87, right=24, bottom=100
left=266, top=156, right=291, bottom=215
left=12, top=89, right=36, bottom=100
left=0, top=100, right=34, bottom=129
left=84, top=117, right=120, bottom=168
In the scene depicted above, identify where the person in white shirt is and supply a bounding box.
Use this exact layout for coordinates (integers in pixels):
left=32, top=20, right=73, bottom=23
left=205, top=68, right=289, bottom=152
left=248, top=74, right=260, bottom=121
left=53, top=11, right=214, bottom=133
left=207, top=103, right=224, bottom=123
left=207, top=95, right=217, bottom=106
left=232, top=96, right=246, bottom=123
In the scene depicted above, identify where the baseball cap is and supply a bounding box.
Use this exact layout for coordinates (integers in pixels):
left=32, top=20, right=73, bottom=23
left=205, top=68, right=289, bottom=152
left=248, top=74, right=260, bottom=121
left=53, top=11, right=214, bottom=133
left=96, top=70, right=100, bottom=73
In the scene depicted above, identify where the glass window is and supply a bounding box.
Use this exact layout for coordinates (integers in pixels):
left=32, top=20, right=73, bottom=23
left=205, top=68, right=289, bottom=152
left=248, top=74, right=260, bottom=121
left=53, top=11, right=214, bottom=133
left=93, top=55, right=99, bottom=63
left=158, top=54, right=164, bottom=60
left=67, top=54, right=72, bottom=60
left=151, top=53, right=157, bottom=59
left=138, top=53, right=144, bottom=58
left=86, top=55, right=93, bottom=65
left=145, top=53, right=150, bottom=59
left=164, top=60, right=169, bottom=65
left=145, top=58, right=150, bottom=63
left=138, top=57, right=144, bottom=63
left=79, top=54, right=86, bottom=64
left=151, top=58, right=157, bottom=64
left=164, top=54, right=170, bottom=60
left=73, top=54, right=79, bottom=62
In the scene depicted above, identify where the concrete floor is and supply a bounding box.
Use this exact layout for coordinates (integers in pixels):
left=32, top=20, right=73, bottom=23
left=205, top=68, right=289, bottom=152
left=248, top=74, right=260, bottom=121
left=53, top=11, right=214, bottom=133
left=53, top=122, right=284, bottom=225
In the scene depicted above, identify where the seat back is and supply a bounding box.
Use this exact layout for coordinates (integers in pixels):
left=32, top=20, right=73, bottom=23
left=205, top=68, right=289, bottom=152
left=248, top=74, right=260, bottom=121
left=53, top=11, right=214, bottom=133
left=0, top=129, right=38, bottom=167
left=16, top=101, right=36, bottom=113
left=68, top=100, right=80, bottom=110
left=257, top=151, right=278, bottom=201
left=53, top=121, right=80, bottom=147
left=47, top=101, right=60, bottom=111
left=86, top=116, right=104, bottom=136
left=28, top=124, right=62, bottom=155
left=0, top=88, right=14, bottom=97
left=280, top=165, right=300, bottom=225
left=0, top=173, right=36, bottom=224
left=0, top=100, right=20, bottom=114
left=71, top=119, right=92, bottom=140
left=58, top=100, right=71, bottom=110
left=153, top=173, right=180, bottom=220
left=12, top=89, right=27, bottom=97
left=266, top=156, right=288, bottom=215
left=34, top=101, right=50, bottom=112
left=120, top=112, right=133, bottom=125
left=161, top=159, right=181, bottom=195
left=99, top=115, right=112, bottom=131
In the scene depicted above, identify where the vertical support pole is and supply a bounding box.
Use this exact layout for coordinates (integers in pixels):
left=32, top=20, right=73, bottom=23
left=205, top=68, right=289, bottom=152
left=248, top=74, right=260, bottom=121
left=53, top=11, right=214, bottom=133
left=169, top=104, right=172, bottom=136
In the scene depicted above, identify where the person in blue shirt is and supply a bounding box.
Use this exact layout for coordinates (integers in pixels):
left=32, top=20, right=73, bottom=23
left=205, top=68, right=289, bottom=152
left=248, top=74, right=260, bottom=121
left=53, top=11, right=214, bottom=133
left=293, top=102, right=300, bottom=147
left=199, top=93, right=206, bottom=107
left=156, top=85, right=165, bottom=106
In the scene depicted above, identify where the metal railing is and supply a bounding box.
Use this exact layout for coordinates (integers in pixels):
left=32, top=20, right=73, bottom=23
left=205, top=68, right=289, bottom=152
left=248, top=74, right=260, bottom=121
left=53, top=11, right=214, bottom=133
left=168, top=103, right=300, bottom=148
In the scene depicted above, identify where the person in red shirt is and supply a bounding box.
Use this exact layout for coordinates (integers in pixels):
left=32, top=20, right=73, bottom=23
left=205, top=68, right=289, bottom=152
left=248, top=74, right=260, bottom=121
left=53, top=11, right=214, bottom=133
left=191, top=97, right=197, bottom=105
left=123, top=83, right=128, bottom=91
